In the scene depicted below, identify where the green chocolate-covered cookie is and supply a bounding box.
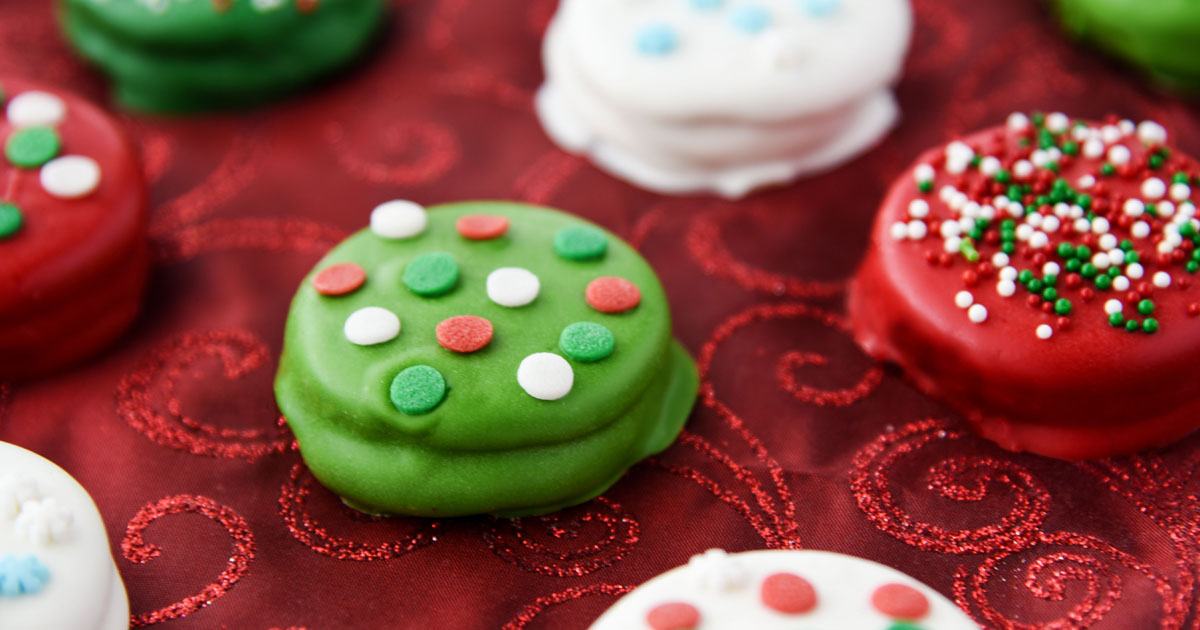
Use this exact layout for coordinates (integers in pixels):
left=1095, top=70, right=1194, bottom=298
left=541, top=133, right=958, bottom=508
left=1053, top=0, right=1200, bottom=93
left=57, top=0, right=385, bottom=112
left=275, top=201, right=699, bottom=517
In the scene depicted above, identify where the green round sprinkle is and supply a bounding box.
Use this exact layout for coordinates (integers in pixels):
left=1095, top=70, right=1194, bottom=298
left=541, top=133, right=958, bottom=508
left=1192, top=249, right=1200, bottom=262
left=1001, top=219, right=1016, bottom=230
left=970, top=155, right=982, bottom=168
left=1032, top=112, right=1045, bottom=126
left=1063, top=141, right=1079, bottom=156
left=1043, top=274, right=1058, bottom=287
left=554, top=226, right=608, bottom=261
left=1150, top=155, right=1165, bottom=169
left=403, top=252, right=459, bottom=297
left=1077, top=194, right=1092, bottom=209
left=995, top=170, right=1012, bottom=184
left=968, top=227, right=983, bottom=241
left=1076, top=245, right=1091, bottom=259
left=1081, top=263, right=1098, bottom=279
left=1143, top=318, right=1159, bottom=334
left=0, top=203, right=22, bottom=239
left=1036, top=195, right=1050, bottom=207
left=1065, top=258, right=1082, bottom=272
left=1057, top=242, right=1076, bottom=258
left=558, top=322, right=615, bottom=363
left=1054, top=298, right=1073, bottom=315
left=1125, top=319, right=1140, bottom=332
left=1120, top=239, right=1133, bottom=252
left=389, top=365, right=447, bottom=415
left=918, top=180, right=933, bottom=193
left=1138, top=299, right=1155, bottom=315
left=5, top=126, right=60, bottom=168
left=1042, top=287, right=1058, bottom=301
left=1101, top=163, right=1116, bottom=176
left=1028, top=279, right=1044, bottom=293
left=1174, top=172, right=1190, bottom=184
left=1182, top=222, right=1198, bottom=237
left=1007, top=185, right=1024, bottom=200
left=1188, top=260, right=1200, bottom=274
left=1095, top=274, right=1112, bottom=290
left=1106, top=266, right=1121, bottom=278
left=1109, top=312, right=1125, bottom=327
left=1001, top=242, right=1016, bottom=255
left=1018, top=269, right=1035, bottom=284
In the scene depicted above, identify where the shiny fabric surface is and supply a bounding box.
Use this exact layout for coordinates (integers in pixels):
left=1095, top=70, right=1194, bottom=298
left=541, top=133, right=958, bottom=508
left=2, top=0, right=1199, bottom=627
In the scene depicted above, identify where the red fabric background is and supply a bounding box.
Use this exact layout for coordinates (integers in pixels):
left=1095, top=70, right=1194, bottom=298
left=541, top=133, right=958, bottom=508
left=3, top=0, right=1200, bottom=628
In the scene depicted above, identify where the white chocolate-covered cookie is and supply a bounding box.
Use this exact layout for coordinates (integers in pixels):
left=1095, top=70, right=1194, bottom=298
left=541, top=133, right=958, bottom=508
left=589, top=549, right=979, bottom=629
left=0, top=442, right=128, bottom=630
left=538, top=0, right=913, bottom=198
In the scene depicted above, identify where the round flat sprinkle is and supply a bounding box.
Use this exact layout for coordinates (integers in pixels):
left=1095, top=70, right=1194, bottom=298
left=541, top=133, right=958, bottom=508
left=554, top=226, right=608, bottom=261
left=487, top=267, right=540, bottom=307
left=645, top=602, right=700, bottom=630
left=760, top=572, right=817, bottom=614
left=559, top=322, right=615, bottom=362
left=0, top=203, right=22, bottom=238
left=456, top=214, right=509, bottom=240
left=343, top=307, right=401, bottom=346
left=6, top=92, right=66, bottom=128
left=871, top=583, right=930, bottom=620
left=436, top=315, right=493, bottom=353
left=312, top=262, right=366, bottom=296
left=39, top=155, right=100, bottom=199
left=403, top=252, right=459, bottom=297
left=370, top=200, right=427, bottom=239
left=517, top=353, right=574, bottom=401
left=389, top=365, right=447, bottom=415
left=586, top=276, right=641, bottom=313
left=5, top=126, right=60, bottom=168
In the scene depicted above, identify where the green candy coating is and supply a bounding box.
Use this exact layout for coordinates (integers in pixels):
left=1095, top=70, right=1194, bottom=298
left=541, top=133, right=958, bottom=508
left=389, top=365, right=447, bottom=415
left=275, top=202, right=699, bottom=517
left=58, top=0, right=385, bottom=112
left=403, top=252, right=459, bottom=297
left=559, top=322, right=615, bottom=362
left=1054, top=0, right=1200, bottom=92
left=554, top=226, right=608, bottom=261
left=0, top=203, right=22, bottom=239
left=5, top=127, right=60, bottom=168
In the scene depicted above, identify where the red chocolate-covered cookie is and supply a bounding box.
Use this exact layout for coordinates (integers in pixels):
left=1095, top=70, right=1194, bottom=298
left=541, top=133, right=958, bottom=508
left=0, top=79, right=148, bottom=379
left=849, top=112, right=1200, bottom=459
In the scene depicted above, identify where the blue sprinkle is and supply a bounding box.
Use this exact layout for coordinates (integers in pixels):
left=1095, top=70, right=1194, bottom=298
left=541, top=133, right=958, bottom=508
left=689, top=0, right=723, bottom=9
left=799, top=0, right=840, bottom=17
left=0, top=554, right=50, bottom=597
left=636, top=24, right=679, bottom=56
left=730, top=4, right=772, bottom=33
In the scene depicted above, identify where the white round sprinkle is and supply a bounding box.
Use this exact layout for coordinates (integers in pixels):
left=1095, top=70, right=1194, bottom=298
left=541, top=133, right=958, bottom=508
left=1083, top=139, right=1105, bottom=159
left=1069, top=205, right=1085, bottom=219
left=1046, top=112, right=1069, bottom=133
left=955, top=291, right=974, bottom=309
left=913, top=164, right=935, bottom=183
left=1107, top=249, right=1126, bottom=266
left=940, top=220, right=962, bottom=238
left=962, top=202, right=981, bottom=219
left=997, top=279, right=1017, bottom=297
left=1120, top=119, right=1136, bottom=135
left=1042, top=215, right=1062, bottom=233
left=1092, top=217, right=1111, bottom=234
left=992, top=252, right=1011, bottom=267
left=999, top=266, right=1018, bottom=281
left=1008, top=202, right=1025, bottom=218
left=1158, top=201, right=1176, bottom=218
left=1104, top=299, right=1124, bottom=314
left=6, top=91, right=66, bottom=128
left=1013, top=160, right=1035, bottom=179
left=344, top=307, right=400, bottom=346
left=980, top=204, right=997, bottom=220
left=1153, top=271, right=1172, bottom=288
left=1124, top=199, right=1146, bottom=217
left=939, top=185, right=957, bottom=202
left=1026, top=212, right=1044, bottom=228
left=1158, top=240, right=1176, bottom=255
left=1007, top=112, right=1030, bottom=131
left=889, top=222, right=908, bottom=240
left=1054, top=203, right=1071, bottom=218
left=1031, top=149, right=1052, bottom=168
left=979, top=156, right=1002, bottom=176
left=1181, top=202, right=1197, bottom=218
left=1077, top=174, right=1097, bottom=189
left=1102, top=125, right=1123, bottom=144
left=1073, top=125, right=1091, bottom=142
left=950, top=193, right=969, bottom=210
left=943, top=236, right=963, bottom=254
left=370, top=200, right=427, bottom=239
left=1043, top=262, right=1061, bottom=277
left=1132, top=221, right=1151, bottom=238
left=487, top=267, right=540, bottom=307
left=1036, top=324, right=1053, bottom=340
left=1029, top=231, right=1049, bottom=249
left=1016, top=224, right=1034, bottom=241
left=1091, top=252, right=1110, bottom=269
left=1113, top=275, right=1131, bottom=291
left=908, top=199, right=930, bottom=218
left=517, top=353, right=574, bottom=401
left=1108, top=145, right=1132, bottom=166
left=1125, top=262, right=1144, bottom=279
left=957, top=216, right=974, bottom=233
left=1098, top=233, right=1118, bottom=252
left=967, top=304, right=988, bottom=324
left=1142, top=178, right=1167, bottom=200
left=994, top=195, right=1011, bottom=210
left=39, top=156, right=101, bottom=199
left=1073, top=218, right=1091, bottom=233
left=1137, top=120, right=1168, bottom=145
left=906, top=220, right=927, bottom=240
left=1171, top=183, right=1192, bottom=202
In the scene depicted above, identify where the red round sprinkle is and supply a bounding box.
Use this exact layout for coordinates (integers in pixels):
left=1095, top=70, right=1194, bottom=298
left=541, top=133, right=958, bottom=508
left=436, top=315, right=494, bottom=353
left=871, top=583, right=930, bottom=620
left=586, top=277, right=641, bottom=314
left=646, top=602, right=700, bottom=630
left=1027, top=294, right=1041, bottom=307
left=1064, top=273, right=1082, bottom=288
left=1188, top=303, right=1200, bottom=317
left=1056, top=316, right=1071, bottom=330
left=760, top=573, right=817, bottom=615
left=456, top=214, right=510, bottom=240
left=312, top=262, right=366, bottom=296
left=1041, top=301, right=1054, bottom=313
left=961, top=270, right=979, bottom=287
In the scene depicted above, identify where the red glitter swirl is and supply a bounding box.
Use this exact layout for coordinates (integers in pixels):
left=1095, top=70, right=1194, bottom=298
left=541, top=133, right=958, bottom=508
left=774, top=350, right=883, bottom=407
left=500, top=584, right=633, bottom=630
left=513, top=150, right=585, bottom=206
left=277, top=463, right=441, bottom=561
left=325, top=120, right=459, bottom=186
left=122, top=494, right=255, bottom=627
left=150, top=134, right=265, bottom=236
left=152, top=217, right=347, bottom=263
left=116, top=330, right=295, bottom=460
left=483, top=496, right=640, bottom=577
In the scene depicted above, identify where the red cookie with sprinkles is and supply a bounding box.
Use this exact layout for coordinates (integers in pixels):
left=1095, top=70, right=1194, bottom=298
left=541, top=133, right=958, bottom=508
left=0, top=78, right=148, bottom=379
left=849, top=112, right=1200, bottom=459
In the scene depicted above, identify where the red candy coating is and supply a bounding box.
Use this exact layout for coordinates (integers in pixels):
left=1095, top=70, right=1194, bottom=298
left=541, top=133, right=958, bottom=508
left=312, top=262, right=366, bottom=296
left=0, top=78, right=148, bottom=380
left=646, top=602, right=700, bottom=630
left=456, top=214, right=509, bottom=240
left=848, top=120, right=1200, bottom=459
left=760, top=572, right=817, bottom=614
left=870, top=583, right=929, bottom=620
left=435, top=315, right=494, bottom=353
left=586, top=276, right=641, bottom=313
